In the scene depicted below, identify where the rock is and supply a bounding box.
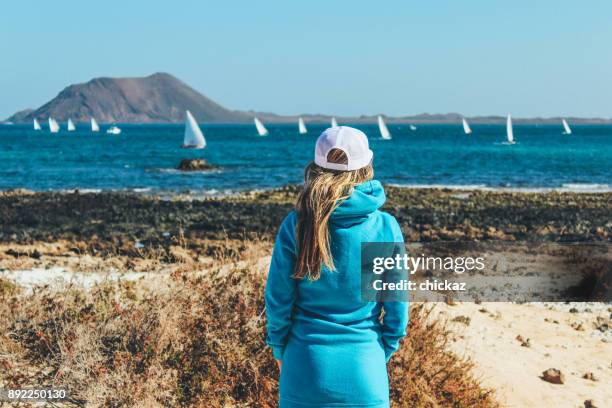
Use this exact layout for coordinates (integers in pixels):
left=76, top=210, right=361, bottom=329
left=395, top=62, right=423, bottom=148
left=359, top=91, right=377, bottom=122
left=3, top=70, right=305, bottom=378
left=536, top=225, right=557, bottom=236
left=5, top=248, right=22, bottom=257
left=569, top=307, right=579, bottom=313
left=452, top=315, right=471, bottom=325
left=0, top=188, right=34, bottom=197
left=594, top=317, right=609, bottom=332
left=582, top=372, right=598, bottom=381
left=516, top=335, right=531, bottom=347
left=177, top=159, right=217, bottom=171
left=485, top=226, right=510, bottom=240
left=541, top=368, right=564, bottom=384
left=584, top=400, right=598, bottom=408
left=594, top=227, right=606, bottom=238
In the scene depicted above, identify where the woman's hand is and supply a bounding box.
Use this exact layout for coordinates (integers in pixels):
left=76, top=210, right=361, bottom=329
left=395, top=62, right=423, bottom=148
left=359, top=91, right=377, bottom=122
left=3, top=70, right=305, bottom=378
left=276, top=359, right=282, bottom=372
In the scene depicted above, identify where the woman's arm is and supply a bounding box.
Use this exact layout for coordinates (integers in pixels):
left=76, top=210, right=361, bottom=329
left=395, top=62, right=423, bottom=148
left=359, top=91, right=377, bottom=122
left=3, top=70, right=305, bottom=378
left=265, top=212, right=298, bottom=361
left=381, top=217, right=410, bottom=362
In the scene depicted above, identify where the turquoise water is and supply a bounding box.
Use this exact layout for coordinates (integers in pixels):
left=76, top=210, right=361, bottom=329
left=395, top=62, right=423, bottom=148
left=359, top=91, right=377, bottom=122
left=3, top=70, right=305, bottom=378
left=0, top=123, right=610, bottom=193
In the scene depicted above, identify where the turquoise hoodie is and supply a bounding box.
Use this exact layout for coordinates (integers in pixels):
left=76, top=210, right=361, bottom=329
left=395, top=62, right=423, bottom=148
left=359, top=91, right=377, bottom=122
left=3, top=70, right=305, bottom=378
left=265, top=180, right=409, bottom=408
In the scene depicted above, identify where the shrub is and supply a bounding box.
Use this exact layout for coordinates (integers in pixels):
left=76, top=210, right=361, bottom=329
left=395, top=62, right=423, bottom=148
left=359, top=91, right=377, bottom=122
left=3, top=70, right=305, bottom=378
left=0, top=242, right=497, bottom=407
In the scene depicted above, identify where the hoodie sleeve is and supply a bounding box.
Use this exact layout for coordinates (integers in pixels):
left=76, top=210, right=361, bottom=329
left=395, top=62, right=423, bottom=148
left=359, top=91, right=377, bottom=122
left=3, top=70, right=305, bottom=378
left=381, top=216, right=410, bottom=362
left=265, top=212, right=298, bottom=361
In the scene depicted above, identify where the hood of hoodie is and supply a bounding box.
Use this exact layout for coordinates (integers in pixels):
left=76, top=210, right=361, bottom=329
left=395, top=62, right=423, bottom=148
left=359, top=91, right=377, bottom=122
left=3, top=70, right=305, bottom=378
left=330, top=180, right=386, bottom=224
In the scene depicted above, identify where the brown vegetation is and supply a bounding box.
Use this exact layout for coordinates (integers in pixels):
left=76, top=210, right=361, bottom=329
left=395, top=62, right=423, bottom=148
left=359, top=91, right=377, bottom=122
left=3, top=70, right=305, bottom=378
left=0, top=241, right=498, bottom=408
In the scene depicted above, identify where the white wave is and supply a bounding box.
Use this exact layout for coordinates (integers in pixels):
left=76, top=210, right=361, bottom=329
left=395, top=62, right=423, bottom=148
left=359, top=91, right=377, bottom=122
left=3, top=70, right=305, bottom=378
left=387, top=183, right=489, bottom=190
left=58, top=188, right=103, bottom=194
left=154, top=168, right=222, bottom=175
left=155, top=188, right=238, bottom=201
left=559, top=183, right=611, bottom=192
left=387, top=183, right=612, bottom=193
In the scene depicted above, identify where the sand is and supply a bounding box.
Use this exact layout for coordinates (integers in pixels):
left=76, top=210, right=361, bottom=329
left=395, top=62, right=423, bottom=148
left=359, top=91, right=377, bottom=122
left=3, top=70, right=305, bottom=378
left=437, top=302, right=611, bottom=407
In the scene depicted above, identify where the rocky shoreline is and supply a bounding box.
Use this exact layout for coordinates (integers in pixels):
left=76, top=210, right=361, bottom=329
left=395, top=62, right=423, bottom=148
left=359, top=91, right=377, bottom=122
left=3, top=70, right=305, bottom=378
left=0, top=185, right=609, bottom=281
left=0, top=185, right=609, bottom=249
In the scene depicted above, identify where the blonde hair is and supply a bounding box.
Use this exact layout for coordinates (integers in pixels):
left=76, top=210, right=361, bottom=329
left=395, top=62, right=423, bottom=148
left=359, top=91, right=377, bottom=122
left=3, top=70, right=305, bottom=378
left=294, top=148, right=373, bottom=280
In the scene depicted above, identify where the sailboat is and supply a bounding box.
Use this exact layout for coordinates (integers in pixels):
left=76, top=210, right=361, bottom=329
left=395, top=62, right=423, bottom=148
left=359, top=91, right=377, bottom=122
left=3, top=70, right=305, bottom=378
left=410, top=124, right=417, bottom=131
left=506, top=114, right=515, bottom=144
left=254, top=117, right=268, bottom=136
left=331, top=117, right=338, bottom=127
left=562, top=119, right=572, bottom=135
left=90, top=117, right=100, bottom=132
left=462, top=118, right=472, bottom=135
left=107, top=125, right=121, bottom=135
left=298, top=117, right=307, bottom=134
left=377, top=115, right=391, bottom=140
left=33, top=118, right=41, bottom=131
left=182, top=110, right=206, bottom=149
left=67, top=118, right=76, bottom=132
left=48, top=118, right=60, bottom=133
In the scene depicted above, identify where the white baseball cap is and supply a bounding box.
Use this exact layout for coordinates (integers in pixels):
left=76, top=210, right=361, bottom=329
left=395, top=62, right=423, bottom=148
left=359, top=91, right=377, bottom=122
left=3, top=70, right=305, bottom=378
left=314, top=126, right=374, bottom=171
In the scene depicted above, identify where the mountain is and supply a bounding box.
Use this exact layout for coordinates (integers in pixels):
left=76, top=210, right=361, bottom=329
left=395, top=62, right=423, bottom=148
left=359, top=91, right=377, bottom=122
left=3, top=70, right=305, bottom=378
left=6, top=73, right=612, bottom=124
left=6, top=108, right=34, bottom=122
left=7, top=73, right=251, bottom=123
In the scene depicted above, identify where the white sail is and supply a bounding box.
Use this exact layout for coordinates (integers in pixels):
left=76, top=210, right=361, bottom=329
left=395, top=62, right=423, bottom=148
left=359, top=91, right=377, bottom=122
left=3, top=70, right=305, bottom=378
left=33, top=118, right=41, bottom=131
left=562, top=119, right=572, bottom=135
left=298, top=117, right=307, bottom=134
left=410, top=124, right=417, bottom=131
left=506, top=114, right=515, bottom=144
left=67, top=118, right=76, bottom=131
left=377, top=115, right=391, bottom=139
left=331, top=117, right=338, bottom=127
left=90, top=117, right=100, bottom=132
left=182, top=110, right=206, bottom=149
left=48, top=118, right=59, bottom=133
left=462, top=118, right=472, bottom=134
left=254, top=117, right=268, bottom=136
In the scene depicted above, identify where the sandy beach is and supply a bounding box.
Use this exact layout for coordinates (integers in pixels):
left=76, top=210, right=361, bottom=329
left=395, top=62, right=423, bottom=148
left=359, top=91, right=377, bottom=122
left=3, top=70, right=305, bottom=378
left=437, top=302, right=611, bottom=407
left=0, top=186, right=610, bottom=407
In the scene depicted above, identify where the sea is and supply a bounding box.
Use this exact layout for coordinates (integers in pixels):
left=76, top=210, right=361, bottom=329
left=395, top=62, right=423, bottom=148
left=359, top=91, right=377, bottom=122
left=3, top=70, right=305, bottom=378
left=0, top=123, right=610, bottom=195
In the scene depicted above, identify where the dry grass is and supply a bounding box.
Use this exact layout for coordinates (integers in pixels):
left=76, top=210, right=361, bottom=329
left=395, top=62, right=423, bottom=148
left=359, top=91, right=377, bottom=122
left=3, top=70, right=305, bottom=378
left=0, top=241, right=498, bottom=408
left=389, top=305, right=497, bottom=407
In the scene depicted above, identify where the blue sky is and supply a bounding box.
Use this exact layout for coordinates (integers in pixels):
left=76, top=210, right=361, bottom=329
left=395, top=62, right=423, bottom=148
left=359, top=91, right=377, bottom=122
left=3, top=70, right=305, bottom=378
left=1, top=0, right=611, bottom=119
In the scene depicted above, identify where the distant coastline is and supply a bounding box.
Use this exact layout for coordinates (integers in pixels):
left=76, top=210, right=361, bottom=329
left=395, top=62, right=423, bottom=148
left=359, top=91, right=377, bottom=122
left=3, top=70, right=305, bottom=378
left=4, top=73, right=612, bottom=124
left=7, top=112, right=612, bottom=126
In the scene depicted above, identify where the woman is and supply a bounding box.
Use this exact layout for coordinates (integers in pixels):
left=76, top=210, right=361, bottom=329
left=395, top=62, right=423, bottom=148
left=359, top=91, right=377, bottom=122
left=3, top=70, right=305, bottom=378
left=265, top=126, right=409, bottom=408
